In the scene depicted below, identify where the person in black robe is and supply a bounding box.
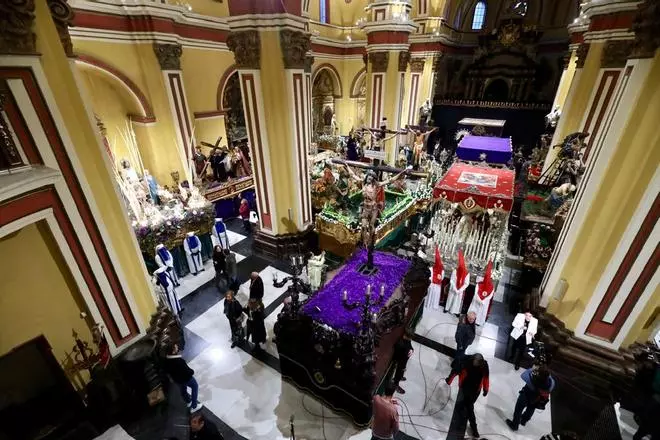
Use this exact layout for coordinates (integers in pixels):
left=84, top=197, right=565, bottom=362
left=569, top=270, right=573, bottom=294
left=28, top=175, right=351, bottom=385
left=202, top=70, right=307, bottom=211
left=244, top=298, right=266, bottom=352
left=210, top=148, right=228, bottom=182
left=249, top=272, right=264, bottom=301
left=346, top=130, right=359, bottom=161
left=223, top=290, right=244, bottom=348
left=391, top=332, right=414, bottom=394
left=212, top=245, right=227, bottom=288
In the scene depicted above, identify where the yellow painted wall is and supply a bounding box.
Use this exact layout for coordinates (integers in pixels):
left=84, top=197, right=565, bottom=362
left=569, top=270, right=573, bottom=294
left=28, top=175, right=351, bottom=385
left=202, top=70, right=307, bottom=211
left=0, top=223, right=92, bottom=363
left=37, top=0, right=155, bottom=328
left=181, top=47, right=235, bottom=114
left=186, top=0, right=229, bottom=18
left=194, top=116, right=228, bottom=156
left=78, top=70, right=133, bottom=169
left=547, top=54, right=660, bottom=341
left=73, top=39, right=185, bottom=185
left=552, top=50, right=577, bottom=110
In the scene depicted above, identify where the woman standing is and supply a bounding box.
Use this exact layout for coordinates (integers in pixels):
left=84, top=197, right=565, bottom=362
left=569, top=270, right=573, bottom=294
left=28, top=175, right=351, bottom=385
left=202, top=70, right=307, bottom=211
left=244, top=298, right=266, bottom=353
left=212, top=245, right=227, bottom=288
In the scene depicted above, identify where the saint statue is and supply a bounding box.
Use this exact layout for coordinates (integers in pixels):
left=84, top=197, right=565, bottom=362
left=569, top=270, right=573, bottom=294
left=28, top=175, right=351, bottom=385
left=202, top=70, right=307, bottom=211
left=344, top=165, right=408, bottom=265
left=418, top=99, right=432, bottom=126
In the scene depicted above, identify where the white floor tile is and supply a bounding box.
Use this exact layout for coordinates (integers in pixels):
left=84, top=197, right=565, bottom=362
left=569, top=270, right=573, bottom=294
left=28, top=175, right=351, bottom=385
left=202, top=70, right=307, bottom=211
left=239, top=266, right=292, bottom=310
left=176, top=260, right=215, bottom=299
left=227, top=230, right=247, bottom=247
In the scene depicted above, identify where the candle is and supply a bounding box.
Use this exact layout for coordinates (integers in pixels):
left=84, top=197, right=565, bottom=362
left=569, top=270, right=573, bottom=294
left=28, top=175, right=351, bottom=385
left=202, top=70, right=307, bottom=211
left=380, top=284, right=385, bottom=299
left=367, top=284, right=372, bottom=295
left=372, top=313, right=378, bottom=323
left=342, top=290, right=348, bottom=301
left=288, top=208, right=292, bottom=223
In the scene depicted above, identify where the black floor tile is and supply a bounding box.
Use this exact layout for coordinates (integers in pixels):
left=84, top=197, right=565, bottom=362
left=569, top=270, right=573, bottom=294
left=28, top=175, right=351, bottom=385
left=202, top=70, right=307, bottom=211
left=182, top=327, right=211, bottom=362
left=180, top=283, right=224, bottom=326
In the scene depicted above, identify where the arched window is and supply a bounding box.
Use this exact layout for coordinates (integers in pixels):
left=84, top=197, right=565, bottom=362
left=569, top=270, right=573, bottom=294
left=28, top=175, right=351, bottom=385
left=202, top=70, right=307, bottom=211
left=319, top=0, right=329, bottom=24
left=471, top=1, right=486, bottom=30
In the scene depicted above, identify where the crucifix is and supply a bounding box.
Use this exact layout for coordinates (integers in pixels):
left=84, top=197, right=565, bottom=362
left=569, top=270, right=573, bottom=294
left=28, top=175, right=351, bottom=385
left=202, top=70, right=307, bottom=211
left=338, top=159, right=409, bottom=272
left=356, top=119, right=408, bottom=172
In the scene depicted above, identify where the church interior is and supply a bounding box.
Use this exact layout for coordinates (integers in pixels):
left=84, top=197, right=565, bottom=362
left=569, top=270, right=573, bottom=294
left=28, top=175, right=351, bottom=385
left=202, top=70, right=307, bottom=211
left=0, top=0, right=658, bottom=439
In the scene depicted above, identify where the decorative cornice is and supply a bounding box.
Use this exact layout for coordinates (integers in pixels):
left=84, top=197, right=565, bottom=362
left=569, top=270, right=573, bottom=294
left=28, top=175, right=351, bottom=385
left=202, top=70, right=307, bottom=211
left=0, top=0, right=36, bottom=55
left=369, top=52, right=389, bottom=73
left=410, top=57, right=425, bottom=73
left=48, top=0, right=75, bottom=57
left=397, top=51, right=410, bottom=72
left=575, top=43, right=591, bottom=68
left=153, top=43, right=182, bottom=70
left=304, top=55, right=314, bottom=73
left=601, top=40, right=633, bottom=68
left=280, top=29, right=311, bottom=70
left=630, top=0, right=660, bottom=59
left=226, top=30, right=260, bottom=69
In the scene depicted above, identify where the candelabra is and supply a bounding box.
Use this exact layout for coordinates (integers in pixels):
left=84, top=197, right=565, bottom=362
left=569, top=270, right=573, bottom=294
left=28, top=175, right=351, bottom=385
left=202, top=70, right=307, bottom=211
left=341, top=283, right=386, bottom=310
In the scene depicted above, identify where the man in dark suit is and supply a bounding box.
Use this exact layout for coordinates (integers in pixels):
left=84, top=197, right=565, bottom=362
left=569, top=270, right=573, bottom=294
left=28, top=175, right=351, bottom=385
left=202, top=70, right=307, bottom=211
left=249, top=272, right=264, bottom=301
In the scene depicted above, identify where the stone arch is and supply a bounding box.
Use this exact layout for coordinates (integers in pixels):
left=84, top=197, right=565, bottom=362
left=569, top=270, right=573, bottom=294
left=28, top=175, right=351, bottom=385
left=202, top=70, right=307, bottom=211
left=312, top=64, right=343, bottom=98
left=75, top=54, right=155, bottom=121
left=216, top=64, right=237, bottom=111
left=349, top=68, right=367, bottom=98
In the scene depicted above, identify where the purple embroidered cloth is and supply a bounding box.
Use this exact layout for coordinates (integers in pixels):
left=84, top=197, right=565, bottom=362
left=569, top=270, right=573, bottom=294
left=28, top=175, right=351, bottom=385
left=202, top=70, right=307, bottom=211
left=457, top=135, right=512, bottom=164
left=302, top=250, right=410, bottom=334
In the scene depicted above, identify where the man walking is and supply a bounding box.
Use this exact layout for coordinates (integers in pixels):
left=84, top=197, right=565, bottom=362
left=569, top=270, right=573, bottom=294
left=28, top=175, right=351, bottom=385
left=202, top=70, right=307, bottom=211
left=446, top=312, right=476, bottom=384
left=506, top=365, right=555, bottom=431
left=455, top=353, right=489, bottom=438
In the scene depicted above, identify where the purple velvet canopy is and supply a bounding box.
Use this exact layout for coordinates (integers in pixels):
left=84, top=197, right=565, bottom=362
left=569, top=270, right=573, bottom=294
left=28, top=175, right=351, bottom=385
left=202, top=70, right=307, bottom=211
left=457, top=135, right=512, bottom=164
left=302, top=250, right=410, bottom=334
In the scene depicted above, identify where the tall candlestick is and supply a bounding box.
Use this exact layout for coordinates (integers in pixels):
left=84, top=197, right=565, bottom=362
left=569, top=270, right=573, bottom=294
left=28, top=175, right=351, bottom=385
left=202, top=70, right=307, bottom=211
left=342, top=290, right=348, bottom=301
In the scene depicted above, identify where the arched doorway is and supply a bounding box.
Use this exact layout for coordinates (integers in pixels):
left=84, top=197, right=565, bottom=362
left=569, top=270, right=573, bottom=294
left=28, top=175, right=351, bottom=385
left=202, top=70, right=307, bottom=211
left=484, top=78, right=510, bottom=101
left=353, top=72, right=367, bottom=129
left=312, top=69, right=338, bottom=140
left=221, top=71, right=247, bottom=143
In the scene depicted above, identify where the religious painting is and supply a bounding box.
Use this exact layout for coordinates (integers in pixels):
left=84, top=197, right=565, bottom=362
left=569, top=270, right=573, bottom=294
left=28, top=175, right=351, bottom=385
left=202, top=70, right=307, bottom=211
left=458, top=171, right=498, bottom=188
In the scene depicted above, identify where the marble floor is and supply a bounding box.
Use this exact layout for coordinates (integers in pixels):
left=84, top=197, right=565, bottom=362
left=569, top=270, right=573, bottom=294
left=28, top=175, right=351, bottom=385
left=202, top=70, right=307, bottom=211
left=162, top=220, right=558, bottom=440
left=132, top=218, right=639, bottom=440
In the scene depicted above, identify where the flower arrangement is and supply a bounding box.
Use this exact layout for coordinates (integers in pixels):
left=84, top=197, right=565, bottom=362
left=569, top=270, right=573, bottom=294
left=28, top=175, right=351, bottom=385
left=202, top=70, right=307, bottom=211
left=133, top=204, right=215, bottom=253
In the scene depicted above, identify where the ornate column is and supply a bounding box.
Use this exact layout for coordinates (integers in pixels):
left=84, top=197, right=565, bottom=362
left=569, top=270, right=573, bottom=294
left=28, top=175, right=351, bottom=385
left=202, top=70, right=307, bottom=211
left=153, top=43, right=195, bottom=182
left=406, top=57, right=425, bottom=125
left=541, top=0, right=659, bottom=324
left=227, top=28, right=314, bottom=257
left=360, top=0, right=417, bottom=164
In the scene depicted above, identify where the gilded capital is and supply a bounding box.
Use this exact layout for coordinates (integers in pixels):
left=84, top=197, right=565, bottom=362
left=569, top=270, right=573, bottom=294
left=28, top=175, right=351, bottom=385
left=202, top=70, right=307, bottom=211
left=227, top=31, right=261, bottom=69
left=0, top=0, right=36, bottom=55
left=369, top=52, right=389, bottom=73
left=47, top=0, right=75, bottom=57
left=153, top=43, right=183, bottom=70
left=398, top=51, right=410, bottom=72
left=280, top=30, right=311, bottom=69
left=410, top=57, right=426, bottom=73
left=601, top=40, right=633, bottom=68
left=575, top=43, right=590, bottom=69
left=630, top=0, right=660, bottom=59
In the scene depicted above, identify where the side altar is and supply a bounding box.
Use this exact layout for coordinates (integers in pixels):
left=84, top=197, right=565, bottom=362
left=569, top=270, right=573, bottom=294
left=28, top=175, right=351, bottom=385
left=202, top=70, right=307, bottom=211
left=274, top=251, right=430, bottom=426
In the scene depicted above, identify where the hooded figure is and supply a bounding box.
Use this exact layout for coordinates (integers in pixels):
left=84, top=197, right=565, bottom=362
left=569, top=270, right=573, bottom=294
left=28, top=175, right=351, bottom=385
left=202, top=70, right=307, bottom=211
left=155, top=243, right=179, bottom=287
left=425, top=247, right=444, bottom=310
left=183, top=232, right=204, bottom=276
left=468, top=260, right=494, bottom=325
left=154, top=266, right=181, bottom=315
left=445, top=249, right=469, bottom=315
left=211, top=218, right=230, bottom=249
